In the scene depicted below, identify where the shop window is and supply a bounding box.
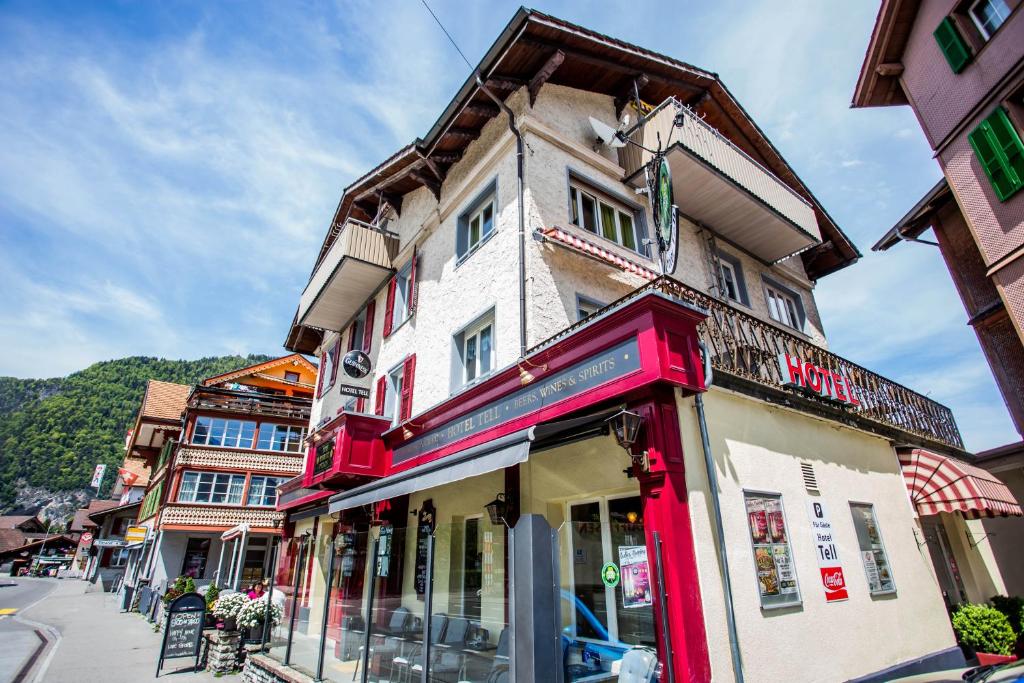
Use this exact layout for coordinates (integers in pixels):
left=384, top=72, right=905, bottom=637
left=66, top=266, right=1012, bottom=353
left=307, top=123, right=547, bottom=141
left=968, top=0, right=1011, bottom=38
left=452, top=309, right=495, bottom=391
left=462, top=515, right=484, bottom=621
left=576, top=294, right=604, bottom=321
left=181, top=537, right=210, bottom=578
left=849, top=503, right=896, bottom=595
left=256, top=423, right=306, bottom=453
left=192, top=416, right=257, bottom=449
left=568, top=177, right=647, bottom=255
left=177, top=471, right=246, bottom=505
left=743, top=491, right=801, bottom=608
left=718, top=252, right=749, bottom=305
left=969, top=106, right=1024, bottom=201
left=763, top=278, right=806, bottom=331
left=247, top=476, right=287, bottom=507
left=457, top=180, right=497, bottom=262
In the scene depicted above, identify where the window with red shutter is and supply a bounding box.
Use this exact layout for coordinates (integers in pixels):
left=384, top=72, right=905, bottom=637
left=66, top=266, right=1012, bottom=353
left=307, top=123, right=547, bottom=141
left=315, top=351, right=326, bottom=398
left=400, top=354, right=416, bottom=421
left=374, top=376, right=387, bottom=416
left=347, top=322, right=358, bottom=352
left=383, top=278, right=396, bottom=337
left=328, top=339, right=341, bottom=386
left=362, top=300, right=376, bottom=352
left=408, top=248, right=419, bottom=314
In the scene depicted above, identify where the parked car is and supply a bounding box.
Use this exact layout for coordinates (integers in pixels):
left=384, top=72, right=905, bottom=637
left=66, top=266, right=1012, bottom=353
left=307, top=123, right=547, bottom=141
left=889, top=659, right=1023, bottom=682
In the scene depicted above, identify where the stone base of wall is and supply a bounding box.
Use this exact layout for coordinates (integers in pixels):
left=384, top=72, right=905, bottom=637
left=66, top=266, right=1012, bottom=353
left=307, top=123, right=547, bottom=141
left=206, top=630, right=242, bottom=674
left=241, top=654, right=313, bottom=683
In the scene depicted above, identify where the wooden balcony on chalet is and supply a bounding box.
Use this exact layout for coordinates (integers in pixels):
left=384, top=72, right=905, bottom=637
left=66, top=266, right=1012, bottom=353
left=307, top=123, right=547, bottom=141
left=159, top=503, right=284, bottom=531
left=188, top=385, right=311, bottom=422
left=298, top=219, right=400, bottom=332
left=619, top=99, right=821, bottom=264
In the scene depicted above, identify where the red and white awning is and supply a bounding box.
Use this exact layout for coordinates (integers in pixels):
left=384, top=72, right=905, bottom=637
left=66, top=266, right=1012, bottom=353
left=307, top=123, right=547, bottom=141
left=899, top=448, right=1023, bottom=519
left=537, top=226, right=659, bottom=281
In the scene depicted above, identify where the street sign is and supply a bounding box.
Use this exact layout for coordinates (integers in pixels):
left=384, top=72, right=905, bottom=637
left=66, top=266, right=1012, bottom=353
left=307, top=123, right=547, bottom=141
left=93, top=538, right=125, bottom=548
left=806, top=500, right=848, bottom=602
left=125, top=526, right=148, bottom=544
left=157, top=592, right=206, bottom=676
left=80, top=532, right=93, bottom=546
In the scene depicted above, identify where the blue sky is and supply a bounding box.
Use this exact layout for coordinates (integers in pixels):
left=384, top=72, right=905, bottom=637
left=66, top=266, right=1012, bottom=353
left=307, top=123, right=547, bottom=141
left=0, top=1, right=1016, bottom=452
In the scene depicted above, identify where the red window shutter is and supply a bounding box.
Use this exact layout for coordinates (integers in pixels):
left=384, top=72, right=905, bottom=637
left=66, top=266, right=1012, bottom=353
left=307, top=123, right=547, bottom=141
left=362, top=300, right=376, bottom=352
left=383, top=278, right=396, bottom=338
left=356, top=397, right=366, bottom=413
left=374, top=375, right=387, bottom=416
left=400, top=354, right=416, bottom=421
left=329, top=339, right=341, bottom=384
left=315, top=351, right=326, bottom=397
left=409, top=249, right=419, bottom=314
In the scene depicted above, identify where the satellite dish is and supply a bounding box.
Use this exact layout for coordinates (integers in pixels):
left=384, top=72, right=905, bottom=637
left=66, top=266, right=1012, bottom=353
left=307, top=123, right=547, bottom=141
left=589, top=117, right=626, bottom=148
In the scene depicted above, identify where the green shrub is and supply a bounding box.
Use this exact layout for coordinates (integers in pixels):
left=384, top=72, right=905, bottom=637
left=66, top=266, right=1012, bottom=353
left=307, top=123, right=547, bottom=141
left=989, top=595, right=1023, bottom=635
left=952, top=603, right=1016, bottom=656
left=184, top=577, right=196, bottom=595
left=205, top=583, right=220, bottom=610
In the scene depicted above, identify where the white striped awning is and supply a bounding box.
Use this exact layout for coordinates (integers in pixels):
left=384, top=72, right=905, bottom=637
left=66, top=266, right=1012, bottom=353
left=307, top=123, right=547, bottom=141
left=899, top=448, right=1023, bottom=519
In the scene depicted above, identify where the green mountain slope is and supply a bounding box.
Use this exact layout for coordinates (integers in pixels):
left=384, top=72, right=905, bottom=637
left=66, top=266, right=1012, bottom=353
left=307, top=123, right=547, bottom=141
left=0, top=355, right=272, bottom=510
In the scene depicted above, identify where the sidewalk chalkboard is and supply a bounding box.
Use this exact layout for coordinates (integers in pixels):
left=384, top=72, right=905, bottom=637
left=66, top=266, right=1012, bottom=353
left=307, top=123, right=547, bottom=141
left=156, top=592, right=206, bottom=676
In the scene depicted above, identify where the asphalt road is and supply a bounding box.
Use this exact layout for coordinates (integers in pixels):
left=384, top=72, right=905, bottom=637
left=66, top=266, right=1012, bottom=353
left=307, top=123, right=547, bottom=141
left=0, top=578, right=57, bottom=683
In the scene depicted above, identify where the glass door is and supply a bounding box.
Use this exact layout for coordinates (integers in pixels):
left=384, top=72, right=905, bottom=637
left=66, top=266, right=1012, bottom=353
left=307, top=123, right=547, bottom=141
left=922, top=518, right=967, bottom=608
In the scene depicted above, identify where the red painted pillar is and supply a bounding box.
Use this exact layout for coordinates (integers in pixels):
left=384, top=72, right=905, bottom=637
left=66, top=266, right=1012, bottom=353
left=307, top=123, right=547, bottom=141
left=635, top=387, right=711, bottom=683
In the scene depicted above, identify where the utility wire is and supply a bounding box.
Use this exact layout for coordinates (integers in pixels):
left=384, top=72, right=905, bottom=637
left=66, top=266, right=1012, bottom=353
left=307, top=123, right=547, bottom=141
left=420, top=0, right=474, bottom=71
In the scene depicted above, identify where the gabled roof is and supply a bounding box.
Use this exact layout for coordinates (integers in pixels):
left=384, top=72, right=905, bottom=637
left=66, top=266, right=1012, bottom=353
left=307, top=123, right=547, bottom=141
left=0, top=529, right=28, bottom=553
left=852, top=0, right=919, bottom=108
left=285, top=7, right=860, bottom=353
left=872, top=178, right=951, bottom=251
left=140, top=380, right=191, bottom=422
left=69, top=499, right=119, bottom=532
left=0, top=515, right=42, bottom=531
left=201, top=353, right=317, bottom=387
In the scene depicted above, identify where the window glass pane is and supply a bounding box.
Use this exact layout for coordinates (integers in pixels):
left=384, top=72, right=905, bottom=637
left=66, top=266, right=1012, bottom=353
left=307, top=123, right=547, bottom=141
left=766, top=290, right=781, bottom=322
left=721, top=263, right=738, bottom=300
left=479, top=325, right=493, bottom=375
left=619, top=211, right=636, bottom=250
left=600, top=202, right=618, bottom=242
left=239, top=421, right=256, bottom=448
left=972, top=0, right=1009, bottom=36
left=193, top=417, right=210, bottom=445
left=470, top=215, right=481, bottom=248
left=482, top=203, right=494, bottom=236
left=850, top=503, right=896, bottom=594
left=246, top=477, right=264, bottom=507
left=580, top=192, right=597, bottom=232
left=570, top=187, right=581, bottom=226
left=224, top=420, right=241, bottom=447
left=207, top=419, right=225, bottom=447
left=608, top=496, right=654, bottom=647
left=568, top=502, right=606, bottom=640
left=179, top=472, right=198, bottom=502
left=785, top=299, right=801, bottom=329
left=227, top=475, right=245, bottom=505
left=257, top=423, right=274, bottom=450
left=466, top=335, right=478, bottom=382
left=744, top=492, right=801, bottom=608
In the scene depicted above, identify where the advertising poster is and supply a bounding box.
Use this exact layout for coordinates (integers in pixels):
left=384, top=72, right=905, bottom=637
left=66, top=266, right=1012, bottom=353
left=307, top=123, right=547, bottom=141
left=618, top=546, right=652, bottom=609
left=745, top=493, right=801, bottom=607
left=746, top=497, right=769, bottom=544
left=806, top=500, right=849, bottom=602
left=773, top=546, right=798, bottom=595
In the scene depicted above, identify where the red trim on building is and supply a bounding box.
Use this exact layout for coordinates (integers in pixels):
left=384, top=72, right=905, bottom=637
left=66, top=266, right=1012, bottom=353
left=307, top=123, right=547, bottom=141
left=383, top=277, right=397, bottom=337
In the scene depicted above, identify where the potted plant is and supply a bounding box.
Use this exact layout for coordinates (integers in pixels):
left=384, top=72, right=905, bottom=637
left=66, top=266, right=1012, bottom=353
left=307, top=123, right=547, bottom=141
left=203, top=584, right=220, bottom=628
left=212, top=592, right=250, bottom=632
left=162, top=575, right=196, bottom=605
left=236, top=594, right=283, bottom=644
left=951, top=603, right=1018, bottom=665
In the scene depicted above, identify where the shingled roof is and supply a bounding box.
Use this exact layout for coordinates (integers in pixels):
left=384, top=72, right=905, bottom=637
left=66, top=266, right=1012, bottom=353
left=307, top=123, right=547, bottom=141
left=140, top=380, right=190, bottom=422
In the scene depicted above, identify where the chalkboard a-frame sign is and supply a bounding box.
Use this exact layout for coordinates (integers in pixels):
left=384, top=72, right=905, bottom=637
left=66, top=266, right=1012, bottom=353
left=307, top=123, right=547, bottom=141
left=157, top=592, right=206, bottom=676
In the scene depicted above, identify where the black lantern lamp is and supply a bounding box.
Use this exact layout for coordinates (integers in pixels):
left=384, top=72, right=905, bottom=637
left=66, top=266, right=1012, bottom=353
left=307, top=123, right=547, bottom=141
left=607, top=408, right=647, bottom=469
left=484, top=493, right=507, bottom=525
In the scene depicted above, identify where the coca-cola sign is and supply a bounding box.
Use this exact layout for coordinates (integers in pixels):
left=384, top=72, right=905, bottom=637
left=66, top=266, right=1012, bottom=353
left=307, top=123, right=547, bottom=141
left=807, top=500, right=849, bottom=602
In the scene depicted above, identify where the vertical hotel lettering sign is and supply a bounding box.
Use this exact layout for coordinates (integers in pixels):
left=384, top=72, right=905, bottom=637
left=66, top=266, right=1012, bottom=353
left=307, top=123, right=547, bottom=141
left=807, top=500, right=848, bottom=602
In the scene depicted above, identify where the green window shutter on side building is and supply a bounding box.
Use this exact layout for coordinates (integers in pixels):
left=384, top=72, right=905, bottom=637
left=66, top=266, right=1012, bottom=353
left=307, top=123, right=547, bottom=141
left=969, top=108, right=1024, bottom=202
left=934, top=17, right=971, bottom=73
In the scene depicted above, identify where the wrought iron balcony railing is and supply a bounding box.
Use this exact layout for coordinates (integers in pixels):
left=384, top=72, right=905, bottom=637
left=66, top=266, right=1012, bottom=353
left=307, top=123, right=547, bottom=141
left=531, top=276, right=964, bottom=451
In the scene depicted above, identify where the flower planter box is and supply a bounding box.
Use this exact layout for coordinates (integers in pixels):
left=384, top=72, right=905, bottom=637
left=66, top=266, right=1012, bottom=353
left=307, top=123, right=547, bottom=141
left=976, top=652, right=1017, bottom=666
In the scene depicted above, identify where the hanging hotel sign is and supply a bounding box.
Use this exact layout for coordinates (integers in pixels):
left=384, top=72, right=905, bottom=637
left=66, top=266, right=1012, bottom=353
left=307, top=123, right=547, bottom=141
left=392, top=337, right=641, bottom=464
left=338, top=384, right=370, bottom=399
left=342, top=350, right=372, bottom=379
left=778, top=354, right=860, bottom=407
left=653, top=157, right=678, bottom=275
left=807, top=500, right=848, bottom=603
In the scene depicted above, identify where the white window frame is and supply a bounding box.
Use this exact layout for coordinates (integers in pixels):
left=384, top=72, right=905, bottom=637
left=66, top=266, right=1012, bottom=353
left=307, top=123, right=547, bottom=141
left=466, top=195, right=496, bottom=255
left=849, top=502, right=897, bottom=596
left=246, top=476, right=286, bottom=507
left=110, top=547, right=130, bottom=567
left=969, top=0, right=1011, bottom=39
left=462, top=316, right=495, bottom=385
left=576, top=294, right=604, bottom=321
left=177, top=471, right=246, bottom=505
left=391, top=262, right=413, bottom=331
left=764, top=283, right=802, bottom=330
left=191, top=417, right=257, bottom=449
left=720, top=260, right=741, bottom=302
left=256, top=423, right=306, bottom=453
left=569, top=184, right=641, bottom=253
left=383, top=362, right=405, bottom=426
left=742, top=489, right=802, bottom=610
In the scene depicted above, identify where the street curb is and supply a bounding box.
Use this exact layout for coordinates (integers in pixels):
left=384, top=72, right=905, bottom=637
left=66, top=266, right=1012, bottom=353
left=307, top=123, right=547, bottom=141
left=10, top=580, right=62, bottom=683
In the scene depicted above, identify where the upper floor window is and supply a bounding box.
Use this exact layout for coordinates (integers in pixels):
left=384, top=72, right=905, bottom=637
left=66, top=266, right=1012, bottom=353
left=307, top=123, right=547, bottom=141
left=246, top=476, right=287, bottom=507
left=969, top=0, right=1010, bottom=38
left=192, top=417, right=256, bottom=449
left=576, top=295, right=604, bottom=321
left=717, top=252, right=749, bottom=306
left=318, top=339, right=340, bottom=398
left=383, top=363, right=404, bottom=424
left=284, top=371, right=300, bottom=383
left=457, top=180, right=498, bottom=262
left=384, top=257, right=416, bottom=337
left=764, top=281, right=805, bottom=331
left=376, top=355, right=416, bottom=425
left=969, top=106, right=1024, bottom=201
left=569, top=182, right=641, bottom=253
left=178, top=471, right=245, bottom=505
left=453, top=311, right=495, bottom=390
left=256, top=423, right=306, bottom=453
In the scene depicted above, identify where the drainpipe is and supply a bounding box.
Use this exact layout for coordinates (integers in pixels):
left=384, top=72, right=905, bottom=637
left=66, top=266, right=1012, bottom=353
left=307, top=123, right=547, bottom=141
left=477, top=75, right=528, bottom=357
left=694, top=342, right=744, bottom=683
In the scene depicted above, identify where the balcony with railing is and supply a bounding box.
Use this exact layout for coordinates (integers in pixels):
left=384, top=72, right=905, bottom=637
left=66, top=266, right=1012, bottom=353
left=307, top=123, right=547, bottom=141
left=619, top=98, right=821, bottom=264
left=297, top=218, right=400, bottom=331
left=188, top=386, right=311, bottom=422
left=532, top=276, right=964, bottom=452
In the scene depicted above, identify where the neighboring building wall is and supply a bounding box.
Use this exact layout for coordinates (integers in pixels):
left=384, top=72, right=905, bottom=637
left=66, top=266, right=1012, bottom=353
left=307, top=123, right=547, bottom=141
left=980, top=464, right=1024, bottom=596
left=678, top=387, right=956, bottom=683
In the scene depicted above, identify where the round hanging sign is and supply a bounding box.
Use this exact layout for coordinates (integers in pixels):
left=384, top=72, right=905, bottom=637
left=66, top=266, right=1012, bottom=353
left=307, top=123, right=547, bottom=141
left=342, top=350, right=372, bottom=379
left=653, top=157, right=678, bottom=275
left=600, top=562, right=620, bottom=588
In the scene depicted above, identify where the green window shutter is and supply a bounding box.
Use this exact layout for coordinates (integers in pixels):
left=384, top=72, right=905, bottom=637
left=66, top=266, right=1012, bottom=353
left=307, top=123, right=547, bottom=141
left=969, top=108, right=1024, bottom=201
left=934, top=17, right=971, bottom=73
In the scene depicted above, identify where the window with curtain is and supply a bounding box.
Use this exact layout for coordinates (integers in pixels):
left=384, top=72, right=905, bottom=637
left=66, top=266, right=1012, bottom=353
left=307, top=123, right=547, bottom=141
left=177, top=471, right=246, bottom=505
left=246, top=476, right=287, bottom=507
left=256, top=423, right=306, bottom=452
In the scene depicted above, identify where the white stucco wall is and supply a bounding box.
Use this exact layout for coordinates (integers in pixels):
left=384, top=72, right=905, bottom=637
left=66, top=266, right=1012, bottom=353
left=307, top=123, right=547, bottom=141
left=677, top=387, right=957, bottom=683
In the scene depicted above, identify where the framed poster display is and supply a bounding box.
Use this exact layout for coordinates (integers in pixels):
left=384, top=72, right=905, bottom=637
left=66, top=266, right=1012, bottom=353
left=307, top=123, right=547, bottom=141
left=744, top=491, right=801, bottom=608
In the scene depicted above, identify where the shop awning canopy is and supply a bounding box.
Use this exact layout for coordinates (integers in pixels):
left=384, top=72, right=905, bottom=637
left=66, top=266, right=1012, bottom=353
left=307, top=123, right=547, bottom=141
left=899, top=448, right=1023, bottom=519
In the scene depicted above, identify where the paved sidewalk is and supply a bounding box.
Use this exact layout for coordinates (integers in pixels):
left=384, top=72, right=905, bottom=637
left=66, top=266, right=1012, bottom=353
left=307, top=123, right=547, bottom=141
left=20, top=579, right=221, bottom=682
